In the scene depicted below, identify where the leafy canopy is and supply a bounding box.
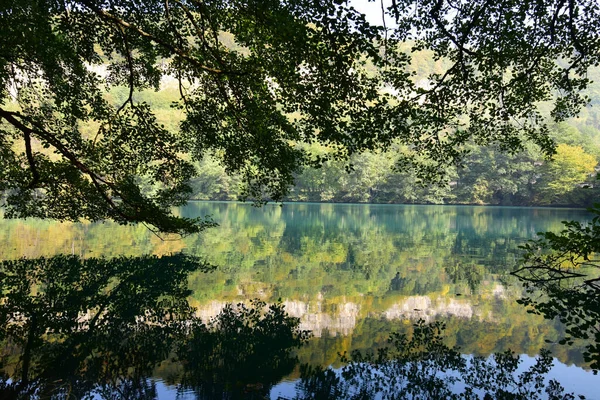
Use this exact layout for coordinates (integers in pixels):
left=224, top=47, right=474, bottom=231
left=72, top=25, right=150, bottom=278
left=1, top=0, right=599, bottom=234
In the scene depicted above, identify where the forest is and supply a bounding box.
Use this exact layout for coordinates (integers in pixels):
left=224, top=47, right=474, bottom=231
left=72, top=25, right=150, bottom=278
left=181, top=73, right=600, bottom=206
left=3, top=0, right=600, bottom=234
left=98, top=36, right=600, bottom=208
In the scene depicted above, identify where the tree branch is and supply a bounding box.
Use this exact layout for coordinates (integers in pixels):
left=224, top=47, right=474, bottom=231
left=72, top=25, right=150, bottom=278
left=80, top=0, right=227, bottom=75
left=116, top=27, right=135, bottom=115
left=23, top=130, right=40, bottom=188
left=1, top=108, right=103, bottom=181
left=0, top=108, right=133, bottom=221
left=430, top=0, right=476, bottom=57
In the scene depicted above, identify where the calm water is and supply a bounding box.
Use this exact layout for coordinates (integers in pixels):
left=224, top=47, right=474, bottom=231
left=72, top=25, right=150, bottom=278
left=2, top=202, right=599, bottom=398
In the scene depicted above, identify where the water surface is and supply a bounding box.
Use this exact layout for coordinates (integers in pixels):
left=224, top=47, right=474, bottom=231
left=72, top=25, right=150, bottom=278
left=1, top=202, right=598, bottom=397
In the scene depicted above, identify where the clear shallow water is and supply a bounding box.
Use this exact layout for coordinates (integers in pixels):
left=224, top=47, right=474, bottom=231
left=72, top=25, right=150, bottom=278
left=2, top=202, right=599, bottom=398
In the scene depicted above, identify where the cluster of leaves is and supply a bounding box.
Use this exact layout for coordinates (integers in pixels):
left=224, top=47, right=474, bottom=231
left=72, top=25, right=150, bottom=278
left=2, top=0, right=599, bottom=234
left=296, top=319, right=582, bottom=400
left=388, top=0, right=600, bottom=159
left=513, top=205, right=600, bottom=371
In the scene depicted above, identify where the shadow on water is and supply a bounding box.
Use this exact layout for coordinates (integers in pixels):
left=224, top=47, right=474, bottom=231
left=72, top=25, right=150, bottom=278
left=0, top=254, right=595, bottom=399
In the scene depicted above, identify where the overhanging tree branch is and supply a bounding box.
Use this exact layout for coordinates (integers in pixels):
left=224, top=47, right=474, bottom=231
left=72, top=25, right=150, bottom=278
left=80, top=0, right=228, bottom=75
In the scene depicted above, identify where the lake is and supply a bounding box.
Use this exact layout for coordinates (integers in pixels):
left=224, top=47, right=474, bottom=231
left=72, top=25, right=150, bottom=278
left=1, top=202, right=599, bottom=398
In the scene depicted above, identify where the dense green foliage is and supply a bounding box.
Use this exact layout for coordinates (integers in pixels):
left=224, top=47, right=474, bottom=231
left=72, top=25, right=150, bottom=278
left=2, top=0, right=600, bottom=233
left=2, top=1, right=600, bottom=393
left=186, top=62, right=600, bottom=206
left=137, top=66, right=600, bottom=207
left=190, top=136, right=599, bottom=206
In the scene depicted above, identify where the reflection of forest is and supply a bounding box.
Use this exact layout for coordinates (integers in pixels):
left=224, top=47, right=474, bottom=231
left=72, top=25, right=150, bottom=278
left=0, top=203, right=593, bottom=370
left=0, top=255, right=306, bottom=399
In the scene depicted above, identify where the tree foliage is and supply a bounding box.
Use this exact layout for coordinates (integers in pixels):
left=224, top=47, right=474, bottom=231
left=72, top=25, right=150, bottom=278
left=513, top=205, right=600, bottom=371
left=536, top=143, right=597, bottom=203
left=1, top=0, right=599, bottom=233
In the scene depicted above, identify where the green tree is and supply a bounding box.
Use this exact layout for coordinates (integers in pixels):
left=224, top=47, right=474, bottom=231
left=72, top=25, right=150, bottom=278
left=549, top=123, right=600, bottom=158
left=2, top=0, right=599, bottom=233
left=190, top=155, right=243, bottom=200
left=536, top=143, right=597, bottom=204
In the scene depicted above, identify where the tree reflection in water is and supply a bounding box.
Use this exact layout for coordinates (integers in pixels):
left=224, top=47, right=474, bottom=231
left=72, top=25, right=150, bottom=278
left=295, top=320, right=581, bottom=400
left=0, top=255, right=308, bottom=399
left=0, top=255, right=591, bottom=399
left=513, top=207, right=600, bottom=371
left=176, top=300, right=310, bottom=399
